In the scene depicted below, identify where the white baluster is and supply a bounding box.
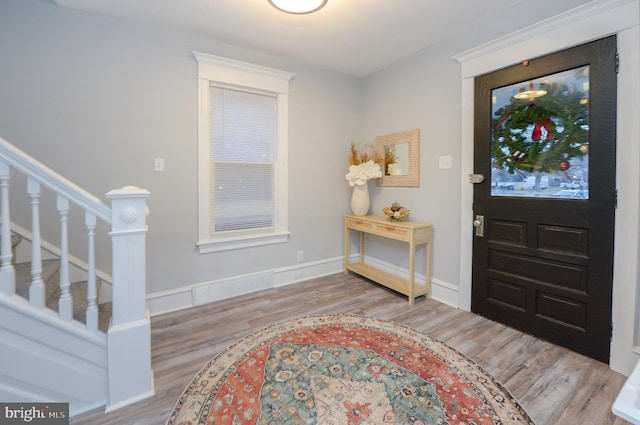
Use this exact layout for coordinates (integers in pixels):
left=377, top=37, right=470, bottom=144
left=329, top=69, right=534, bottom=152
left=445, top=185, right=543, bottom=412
left=27, top=179, right=45, bottom=309
left=0, top=161, right=15, bottom=295
left=85, top=212, right=98, bottom=331
left=57, top=196, right=72, bottom=320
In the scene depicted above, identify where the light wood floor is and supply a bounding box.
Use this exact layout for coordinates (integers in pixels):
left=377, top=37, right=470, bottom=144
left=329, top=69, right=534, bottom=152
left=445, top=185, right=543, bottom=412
left=71, top=273, right=632, bottom=425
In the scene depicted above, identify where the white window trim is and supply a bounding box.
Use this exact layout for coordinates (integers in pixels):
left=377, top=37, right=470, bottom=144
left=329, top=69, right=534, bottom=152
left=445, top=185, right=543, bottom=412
left=193, top=51, right=295, bottom=253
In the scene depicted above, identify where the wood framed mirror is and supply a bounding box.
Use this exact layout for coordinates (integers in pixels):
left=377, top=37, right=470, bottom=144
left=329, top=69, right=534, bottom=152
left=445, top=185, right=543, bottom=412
left=376, top=129, right=419, bottom=187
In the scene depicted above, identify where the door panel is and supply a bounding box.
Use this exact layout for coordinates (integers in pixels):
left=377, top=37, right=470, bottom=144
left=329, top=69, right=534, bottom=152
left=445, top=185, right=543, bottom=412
left=472, top=36, right=616, bottom=363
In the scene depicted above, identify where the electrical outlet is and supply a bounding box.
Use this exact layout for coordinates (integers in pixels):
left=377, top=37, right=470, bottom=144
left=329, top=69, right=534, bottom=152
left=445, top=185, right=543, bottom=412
left=296, top=250, right=304, bottom=262
left=439, top=155, right=452, bottom=169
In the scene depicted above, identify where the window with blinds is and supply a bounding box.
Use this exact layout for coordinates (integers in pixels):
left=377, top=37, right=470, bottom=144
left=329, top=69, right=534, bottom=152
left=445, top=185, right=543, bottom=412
left=210, top=86, right=277, bottom=233
left=194, top=51, right=294, bottom=253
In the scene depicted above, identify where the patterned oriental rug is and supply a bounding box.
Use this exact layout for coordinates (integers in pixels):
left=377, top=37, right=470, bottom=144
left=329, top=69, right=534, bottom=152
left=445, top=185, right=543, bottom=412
left=167, top=314, right=535, bottom=425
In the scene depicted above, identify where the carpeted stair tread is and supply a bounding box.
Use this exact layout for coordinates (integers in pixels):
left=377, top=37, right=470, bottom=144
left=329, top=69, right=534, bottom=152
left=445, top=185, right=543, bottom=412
left=13, top=259, right=111, bottom=333
left=10, top=235, right=21, bottom=261
left=47, top=280, right=112, bottom=332
left=71, top=298, right=112, bottom=333
left=7, top=236, right=112, bottom=332
left=14, top=259, right=61, bottom=302
left=98, top=302, right=112, bottom=333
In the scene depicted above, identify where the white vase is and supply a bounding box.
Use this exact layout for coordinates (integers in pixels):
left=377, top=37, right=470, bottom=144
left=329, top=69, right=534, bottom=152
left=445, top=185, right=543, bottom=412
left=350, top=183, right=370, bottom=216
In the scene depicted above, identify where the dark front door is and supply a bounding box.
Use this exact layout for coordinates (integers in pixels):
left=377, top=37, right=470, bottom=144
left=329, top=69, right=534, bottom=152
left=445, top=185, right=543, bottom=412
left=472, top=36, right=617, bottom=363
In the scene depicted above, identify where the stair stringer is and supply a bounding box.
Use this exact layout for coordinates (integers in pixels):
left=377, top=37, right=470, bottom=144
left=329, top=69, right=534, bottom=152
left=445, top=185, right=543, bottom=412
left=0, top=292, right=108, bottom=417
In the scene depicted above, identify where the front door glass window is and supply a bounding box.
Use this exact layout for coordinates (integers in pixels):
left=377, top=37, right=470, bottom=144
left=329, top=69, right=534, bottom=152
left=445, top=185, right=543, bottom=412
left=490, top=66, right=590, bottom=199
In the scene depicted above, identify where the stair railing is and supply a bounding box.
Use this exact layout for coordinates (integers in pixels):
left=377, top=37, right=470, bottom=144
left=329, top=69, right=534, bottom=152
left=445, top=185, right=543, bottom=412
left=0, top=136, right=154, bottom=410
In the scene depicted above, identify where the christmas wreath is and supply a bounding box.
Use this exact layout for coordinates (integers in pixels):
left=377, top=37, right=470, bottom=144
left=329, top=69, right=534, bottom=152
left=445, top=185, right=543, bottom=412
left=492, top=81, right=589, bottom=175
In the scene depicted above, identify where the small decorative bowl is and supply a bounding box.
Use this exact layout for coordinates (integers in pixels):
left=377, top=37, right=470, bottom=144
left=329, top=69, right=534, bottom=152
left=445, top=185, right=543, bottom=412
left=382, top=204, right=410, bottom=221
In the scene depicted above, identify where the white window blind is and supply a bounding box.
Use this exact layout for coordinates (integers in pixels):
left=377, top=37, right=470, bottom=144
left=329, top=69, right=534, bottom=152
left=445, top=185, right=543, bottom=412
left=194, top=51, right=294, bottom=253
left=209, top=86, right=277, bottom=234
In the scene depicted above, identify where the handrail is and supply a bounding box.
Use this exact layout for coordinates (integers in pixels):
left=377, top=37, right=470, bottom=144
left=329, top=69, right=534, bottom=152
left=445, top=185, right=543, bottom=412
left=0, top=137, right=111, bottom=223
left=0, top=136, right=154, bottom=411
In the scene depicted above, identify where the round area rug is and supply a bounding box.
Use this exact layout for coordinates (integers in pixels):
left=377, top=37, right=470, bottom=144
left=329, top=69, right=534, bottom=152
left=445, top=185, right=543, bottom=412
left=167, top=314, right=534, bottom=425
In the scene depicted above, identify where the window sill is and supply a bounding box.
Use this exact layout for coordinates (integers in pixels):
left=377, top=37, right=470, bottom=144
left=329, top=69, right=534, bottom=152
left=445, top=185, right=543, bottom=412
left=197, top=231, right=290, bottom=254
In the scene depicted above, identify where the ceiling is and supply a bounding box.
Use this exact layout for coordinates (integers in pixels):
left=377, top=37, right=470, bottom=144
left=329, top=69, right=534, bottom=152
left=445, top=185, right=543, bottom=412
left=53, top=0, right=595, bottom=78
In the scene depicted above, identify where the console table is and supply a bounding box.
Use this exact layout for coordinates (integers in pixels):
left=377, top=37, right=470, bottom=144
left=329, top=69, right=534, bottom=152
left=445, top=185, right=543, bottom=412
left=344, top=214, right=432, bottom=305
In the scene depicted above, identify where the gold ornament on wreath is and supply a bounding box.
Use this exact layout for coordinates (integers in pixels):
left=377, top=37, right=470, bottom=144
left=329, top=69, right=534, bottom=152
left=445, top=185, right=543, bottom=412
left=383, top=202, right=410, bottom=221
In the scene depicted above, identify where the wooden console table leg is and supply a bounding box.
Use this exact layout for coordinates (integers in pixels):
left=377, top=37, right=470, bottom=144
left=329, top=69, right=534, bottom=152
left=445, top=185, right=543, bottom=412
left=344, top=223, right=349, bottom=274
left=359, top=231, right=365, bottom=264
left=344, top=215, right=433, bottom=306
left=408, top=236, right=415, bottom=305
left=426, top=229, right=432, bottom=298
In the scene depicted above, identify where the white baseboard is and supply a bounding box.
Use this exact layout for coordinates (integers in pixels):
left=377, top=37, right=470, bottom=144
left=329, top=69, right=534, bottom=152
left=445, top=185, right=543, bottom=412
left=361, top=255, right=459, bottom=308
left=105, top=386, right=156, bottom=414
left=272, top=256, right=345, bottom=287
left=613, top=359, right=640, bottom=424
left=146, top=255, right=459, bottom=316
left=146, top=257, right=344, bottom=316
left=430, top=277, right=460, bottom=308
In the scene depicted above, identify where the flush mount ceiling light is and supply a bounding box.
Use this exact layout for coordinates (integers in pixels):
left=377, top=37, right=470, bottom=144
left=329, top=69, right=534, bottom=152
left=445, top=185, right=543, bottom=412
left=513, top=81, right=547, bottom=100
left=268, top=0, right=328, bottom=14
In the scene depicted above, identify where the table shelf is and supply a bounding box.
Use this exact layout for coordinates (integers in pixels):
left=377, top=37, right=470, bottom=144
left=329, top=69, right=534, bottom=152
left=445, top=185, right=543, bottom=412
left=344, top=214, right=432, bottom=305
left=345, top=262, right=430, bottom=298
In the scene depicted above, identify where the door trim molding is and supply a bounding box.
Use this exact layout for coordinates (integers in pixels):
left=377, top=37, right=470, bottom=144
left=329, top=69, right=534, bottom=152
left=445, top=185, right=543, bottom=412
left=453, top=0, right=638, bottom=78
left=453, top=0, right=640, bottom=375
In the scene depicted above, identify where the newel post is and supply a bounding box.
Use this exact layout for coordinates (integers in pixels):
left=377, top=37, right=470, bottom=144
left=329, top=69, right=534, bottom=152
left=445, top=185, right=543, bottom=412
left=105, top=186, right=155, bottom=412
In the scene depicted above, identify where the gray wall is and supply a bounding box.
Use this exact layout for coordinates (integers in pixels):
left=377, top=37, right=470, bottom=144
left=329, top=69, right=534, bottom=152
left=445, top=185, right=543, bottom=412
left=359, top=0, right=598, bottom=297
left=0, top=0, right=362, bottom=294
left=358, top=0, right=640, bottom=376
left=4, top=0, right=637, bottom=377
left=361, top=42, right=463, bottom=288
left=0, top=0, right=603, bottom=301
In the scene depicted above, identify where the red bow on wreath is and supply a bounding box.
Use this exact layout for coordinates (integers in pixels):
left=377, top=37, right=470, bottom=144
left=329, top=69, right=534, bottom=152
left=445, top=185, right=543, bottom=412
left=532, top=118, right=555, bottom=141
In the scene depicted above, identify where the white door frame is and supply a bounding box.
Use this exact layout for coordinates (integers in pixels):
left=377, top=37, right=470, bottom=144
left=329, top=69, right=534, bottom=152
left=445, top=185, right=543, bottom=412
left=453, top=0, right=640, bottom=375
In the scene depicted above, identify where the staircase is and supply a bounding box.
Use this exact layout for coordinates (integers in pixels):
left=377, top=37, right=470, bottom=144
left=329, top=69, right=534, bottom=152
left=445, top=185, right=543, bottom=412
left=13, top=250, right=111, bottom=333
left=0, top=137, right=154, bottom=417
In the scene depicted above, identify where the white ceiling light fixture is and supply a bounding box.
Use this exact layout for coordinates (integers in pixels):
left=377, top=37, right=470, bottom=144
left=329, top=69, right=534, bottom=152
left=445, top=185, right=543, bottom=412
left=513, top=81, right=547, bottom=100
left=268, top=0, right=328, bottom=14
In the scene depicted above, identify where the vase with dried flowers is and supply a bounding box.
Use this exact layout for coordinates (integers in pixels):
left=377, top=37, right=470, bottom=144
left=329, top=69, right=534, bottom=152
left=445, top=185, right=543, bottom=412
left=345, top=142, right=383, bottom=215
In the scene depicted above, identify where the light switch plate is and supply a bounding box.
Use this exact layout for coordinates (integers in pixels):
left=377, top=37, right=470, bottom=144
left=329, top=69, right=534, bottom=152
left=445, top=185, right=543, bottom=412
left=154, top=158, right=165, bottom=172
